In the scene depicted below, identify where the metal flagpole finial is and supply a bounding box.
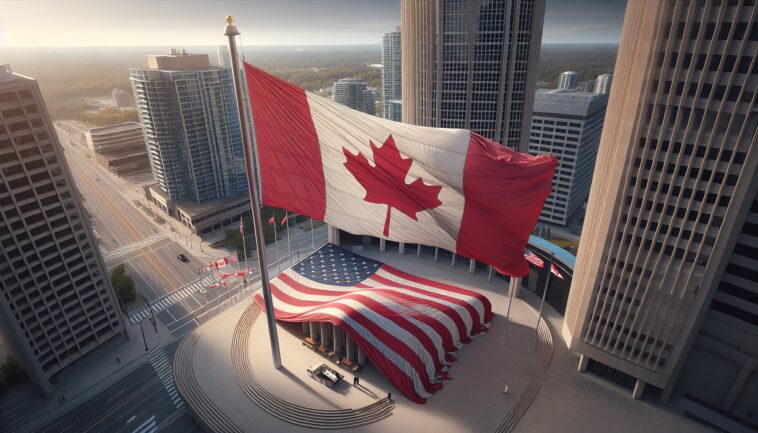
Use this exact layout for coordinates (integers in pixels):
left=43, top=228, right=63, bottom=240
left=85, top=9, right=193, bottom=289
left=224, top=15, right=239, bottom=36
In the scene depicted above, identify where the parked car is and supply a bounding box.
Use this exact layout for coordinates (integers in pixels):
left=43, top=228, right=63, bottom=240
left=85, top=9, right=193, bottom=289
left=307, top=362, right=344, bottom=388
left=177, top=254, right=189, bottom=263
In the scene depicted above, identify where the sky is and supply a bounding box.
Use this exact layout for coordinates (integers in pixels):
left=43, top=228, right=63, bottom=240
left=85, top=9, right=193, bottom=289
left=0, top=0, right=627, bottom=47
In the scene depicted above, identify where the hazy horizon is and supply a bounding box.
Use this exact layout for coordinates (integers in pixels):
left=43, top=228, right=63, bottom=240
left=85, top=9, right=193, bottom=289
left=0, top=1, right=627, bottom=48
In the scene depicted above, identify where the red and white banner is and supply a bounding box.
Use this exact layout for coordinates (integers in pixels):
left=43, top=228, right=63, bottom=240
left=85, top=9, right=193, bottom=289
left=550, top=263, right=564, bottom=279
left=214, top=257, right=228, bottom=269
left=281, top=214, right=289, bottom=226
left=231, top=250, right=238, bottom=263
left=246, top=64, right=556, bottom=277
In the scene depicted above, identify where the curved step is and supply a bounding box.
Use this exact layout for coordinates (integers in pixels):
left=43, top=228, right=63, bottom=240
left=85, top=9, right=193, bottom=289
left=231, top=304, right=394, bottom=429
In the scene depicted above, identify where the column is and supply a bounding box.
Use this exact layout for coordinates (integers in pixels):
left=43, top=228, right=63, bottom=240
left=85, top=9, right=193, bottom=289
left=434, top=247, right=439, bottom=262
left=451, top=253, right=456, bottom=267
left=328, top=225, right=340, bottom=245
left=357, top=346, right=366, bottom=365
left=469, top=259, right=476, bottom=274
left=512, top=276, right=522, bottom=298
left=320, top=322, right=329, bottom=348
left=309, top=322, right=318, bottom=341
left=346, top=334, right=354, bottom=361
left=632, top=379, right=646, bottom=400
left=332, top=324, right=340, bottom=353
left=302, top=322, right=309, bottom=336
left=488, top=265, right=493, bottom=282
left=578, top=354, right=589, bottom=372
left=399, top=242, right=405, bottom=255
left=417, top=244, right=421, bottom=257
left=380, top=238, right=386, bottom=252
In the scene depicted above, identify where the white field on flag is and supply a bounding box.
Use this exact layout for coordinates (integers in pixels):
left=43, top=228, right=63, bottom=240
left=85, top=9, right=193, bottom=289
left=308, top=94, right=468, bottom=252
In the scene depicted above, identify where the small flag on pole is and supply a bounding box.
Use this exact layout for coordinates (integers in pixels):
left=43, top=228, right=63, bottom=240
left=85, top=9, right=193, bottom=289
left=214, top=257, right=229, bottom=269
left=550, top=263, right=564, bottom=279
left=523, top=249, right=544, bottom=268
left=281, top=214, right=288, bottom=226
left=239, top=218, right=244, bottom=235
left=209, top=284, right=219, bottom=289
left=231, top=250, right=238, bottom=263
left=268, top=215, right=275, bottom=225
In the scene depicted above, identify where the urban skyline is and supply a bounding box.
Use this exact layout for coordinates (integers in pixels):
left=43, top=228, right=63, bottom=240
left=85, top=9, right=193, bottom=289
left=1, top=1, right=754, bottom=433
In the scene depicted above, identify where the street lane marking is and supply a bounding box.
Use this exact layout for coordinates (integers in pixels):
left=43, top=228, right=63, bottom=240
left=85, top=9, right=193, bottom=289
left=148, top=351, right=184, bottom=410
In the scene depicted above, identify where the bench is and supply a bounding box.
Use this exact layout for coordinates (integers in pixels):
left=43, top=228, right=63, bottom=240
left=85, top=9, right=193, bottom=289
left=303, top=337, right=317, bottom=349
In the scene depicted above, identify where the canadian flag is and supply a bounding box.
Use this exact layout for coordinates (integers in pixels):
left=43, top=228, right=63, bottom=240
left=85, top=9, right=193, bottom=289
left=214, top=257, right=228, bottom=269
left=281, top=214, right=288, bottom=226
left=246, top=64, right=556, bottom=277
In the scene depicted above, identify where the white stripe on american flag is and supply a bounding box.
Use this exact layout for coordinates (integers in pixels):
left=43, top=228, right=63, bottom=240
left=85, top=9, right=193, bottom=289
left=270, top=278, right=440, bottom=379
left=281, top=269, right=465, bottom=347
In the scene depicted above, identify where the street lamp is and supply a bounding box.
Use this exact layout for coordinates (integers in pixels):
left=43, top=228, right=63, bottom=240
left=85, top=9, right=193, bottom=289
left=139, top=320, right=149, bottom=352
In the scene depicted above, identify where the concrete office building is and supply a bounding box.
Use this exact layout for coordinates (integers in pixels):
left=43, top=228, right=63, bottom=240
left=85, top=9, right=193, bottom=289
left=332, top=78, right=376, bottom=115
left=86, top=121, right=144, bottom=153
left=130, top=50, right=247, bottom=204
left=563, top=1, right=758, bottom=429
left=528, top=88, right=608, bottom=226
left=86, top=122, right=150, bottom=176
left=558, top=71, right=579, bottom=90
left=381, top=26, right=402, bottom=121
left=0, top=64, right=126, bottom=396
left=594, top=73, right=613, bottom=95
left=401, top=0, right=545, bottom=151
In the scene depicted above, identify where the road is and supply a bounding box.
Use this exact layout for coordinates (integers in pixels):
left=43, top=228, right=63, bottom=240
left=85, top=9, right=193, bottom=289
left=34, top=344, right=203, bottom=433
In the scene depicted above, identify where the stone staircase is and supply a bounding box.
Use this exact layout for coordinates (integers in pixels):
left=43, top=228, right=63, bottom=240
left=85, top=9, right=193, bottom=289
left=231, top=304, right=394, bottom=429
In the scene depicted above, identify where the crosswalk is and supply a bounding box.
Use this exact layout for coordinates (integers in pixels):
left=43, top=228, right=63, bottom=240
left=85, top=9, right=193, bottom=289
left=148, top=349, right=184, bottom=410
left=130, top=415, right=156, bottom=433
left=102, top=234, right=168, bottom=262
left=129, top=276, right=215, bottom=324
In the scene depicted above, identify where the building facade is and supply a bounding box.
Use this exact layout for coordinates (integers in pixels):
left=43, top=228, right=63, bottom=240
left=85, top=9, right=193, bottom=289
left=401, top=0, right=545, bottom=151
left=529, top=89, right=608, bottom=226
left=332, top=78, right=376, bottom=115
left=558, top=71, right=580, bottom=90
left=381, top=26, right=402, bottom=121
left=86, top=121, right=144, bottom=153
left=0, top=65, right=126, bottom=396
left=562, top=2, right=758, bottom=428
left=130, top=50, right=247, bottom=204
left=594, top=73, right=613, bottom=95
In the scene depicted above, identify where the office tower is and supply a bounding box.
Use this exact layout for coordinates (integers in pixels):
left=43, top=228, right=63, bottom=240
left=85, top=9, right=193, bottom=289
left=562, top=1, right=758, bottom=427
left=217, top=45, right=231, bottom=67
left=130, top=50, right=246, bottom=203
left=558, top=71, right=579, bottom=90
left=381, top=26, right=402, bottom=121
left=0, top=64, right=126, bottom=396
left=529, top=88, right=608, bottom=226
left=594, top=73, right=613, bottom=95
left=332, top=78, right=375, bottom=115
left=401, top=0, right=545, bottom=151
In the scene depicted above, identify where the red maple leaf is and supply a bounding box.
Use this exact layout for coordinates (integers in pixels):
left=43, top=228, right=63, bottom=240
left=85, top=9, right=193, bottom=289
left=343, top=134, right=442, bottom=237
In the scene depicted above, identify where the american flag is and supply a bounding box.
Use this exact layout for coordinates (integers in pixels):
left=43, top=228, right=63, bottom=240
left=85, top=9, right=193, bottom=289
left=255, top=244, right=493, bottom=404
left=550, top=263, right=564, bottom=279
left=231, top=250, right=238, bottom=263
left=523, top=249, right=544, bottom=268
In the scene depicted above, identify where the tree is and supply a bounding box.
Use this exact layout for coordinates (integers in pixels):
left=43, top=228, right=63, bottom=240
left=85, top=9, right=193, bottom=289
left=110, top=265, right=136, bottom=304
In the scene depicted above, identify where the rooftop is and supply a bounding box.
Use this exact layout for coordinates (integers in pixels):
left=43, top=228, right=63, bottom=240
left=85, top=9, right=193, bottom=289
left=533, top=88, right=609, bottom=117
left=88, top=122, right=143, bottom=135
left=146, top=49, right=212, bottom=71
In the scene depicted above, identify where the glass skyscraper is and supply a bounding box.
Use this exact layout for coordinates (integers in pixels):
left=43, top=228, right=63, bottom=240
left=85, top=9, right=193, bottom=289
left=130, top=51, right=247, bottom=203
left=381, top=26, right=402, bottom=121
left=401, top=0, right=545, bottom=151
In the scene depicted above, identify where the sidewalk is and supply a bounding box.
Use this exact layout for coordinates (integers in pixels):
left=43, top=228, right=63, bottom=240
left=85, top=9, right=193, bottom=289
left=13, top=316, right=174, bottom=433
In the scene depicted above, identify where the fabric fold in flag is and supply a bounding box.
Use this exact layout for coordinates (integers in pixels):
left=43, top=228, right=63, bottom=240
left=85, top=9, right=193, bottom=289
left=246, top=63, right=556, bottom=277
left=254, top=244, right=493, bottom=403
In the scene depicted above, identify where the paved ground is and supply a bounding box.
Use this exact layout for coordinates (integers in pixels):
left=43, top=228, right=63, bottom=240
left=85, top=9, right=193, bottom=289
left=182, top=244, right=716, bottom=433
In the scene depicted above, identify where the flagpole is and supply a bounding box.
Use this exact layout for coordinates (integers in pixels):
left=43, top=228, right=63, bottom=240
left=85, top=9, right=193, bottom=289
left=274, top=215, right=280, bottom=272
left=535, top=253, right=555, bottom=333
left=285, top=214, right=292, bottom=266
left=225, top=16, right=281, bottom=369
left=310, top=218, right=315, bottom=251
left=240, top=223, right=247, bottom=298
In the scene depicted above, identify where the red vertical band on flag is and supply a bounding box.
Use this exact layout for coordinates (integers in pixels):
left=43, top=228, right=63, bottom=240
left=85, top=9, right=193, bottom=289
left=245, top=64, right=326, bottom=220
left=456, top=132, right=556, bottom=277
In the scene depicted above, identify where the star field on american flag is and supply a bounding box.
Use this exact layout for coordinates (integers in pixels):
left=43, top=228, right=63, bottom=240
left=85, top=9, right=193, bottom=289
left=291, top=243, right=381, bottom=286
